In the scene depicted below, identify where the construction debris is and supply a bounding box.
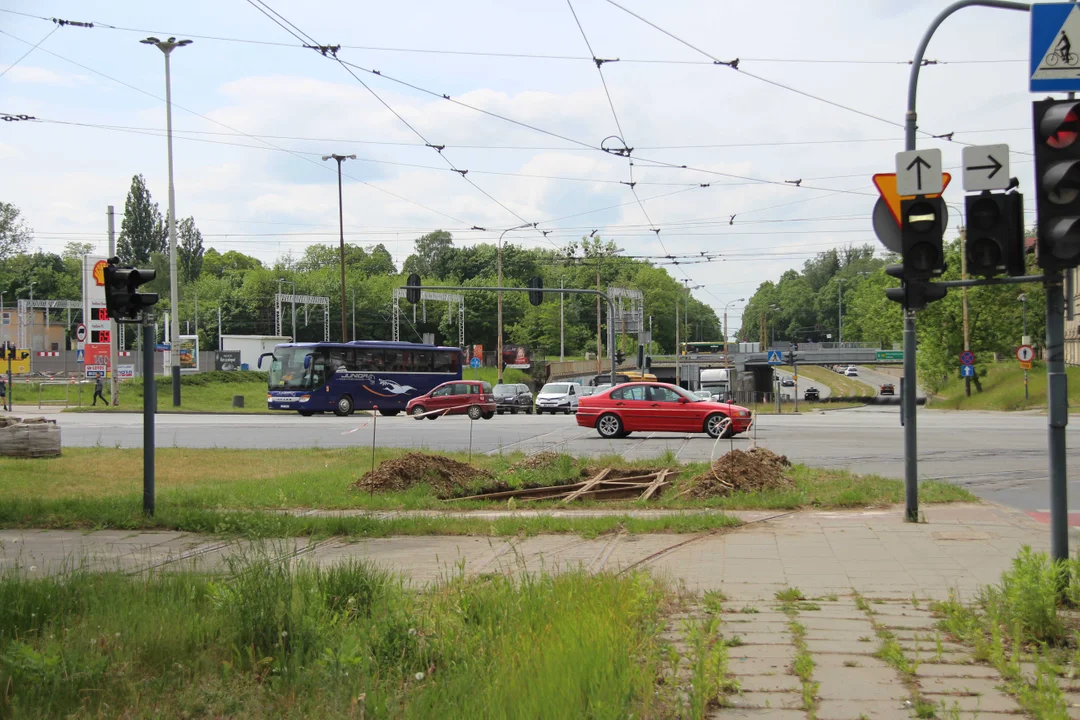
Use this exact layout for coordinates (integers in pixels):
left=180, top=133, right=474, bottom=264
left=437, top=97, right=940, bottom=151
left=351, top=452, right=494, bottom=495
left=444, top=468, right=674, bottom=504
left=682, top=448, right=792, bottom=498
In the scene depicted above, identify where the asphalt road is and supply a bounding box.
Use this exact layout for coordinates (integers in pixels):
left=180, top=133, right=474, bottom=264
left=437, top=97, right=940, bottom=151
left=773, top=368, right=831, bottom=400
left=855, top=365, right=927, bottom=399
left=50, top=406, right=1078, bottom=514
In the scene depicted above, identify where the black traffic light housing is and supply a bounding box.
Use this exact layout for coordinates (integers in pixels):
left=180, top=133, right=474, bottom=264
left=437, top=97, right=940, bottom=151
left=900, top=197, right=947, bottom=279
left=528, top=276, right=543, bottom=306
left=884, top=264, right=948, bottom=310
left=104, top=257, right=158, bottom=320
left=1034, top=99, right=1080, bottom=270
left=615, top=349, right=625, bottom=366
left=405, top=273, right=421, bottom=304
left=965, top=191, right=1026, bottom=277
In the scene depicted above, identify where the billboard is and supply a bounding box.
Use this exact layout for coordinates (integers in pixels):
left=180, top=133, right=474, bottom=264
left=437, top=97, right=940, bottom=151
left=503, top=344, right=530, bottom=370
left=215, top=350, right=241, bottom=372
left=176, top=335, right=199, bottom=372
left=82, top=255, right=113, bottom=378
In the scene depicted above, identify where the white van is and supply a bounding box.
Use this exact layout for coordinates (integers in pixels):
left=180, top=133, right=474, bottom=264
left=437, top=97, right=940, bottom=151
left=535, top=382, right=579, bottom=414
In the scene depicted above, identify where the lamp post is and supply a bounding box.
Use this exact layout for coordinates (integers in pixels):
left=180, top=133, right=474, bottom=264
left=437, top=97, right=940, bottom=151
left=141, top=36, right=191, bottom=406
left=321, top=154, right=356, bottom=341
left=837, top=278, right=846, bottom=344
left=496, top=222, right=532, bottom=383
left=722, top=298, right=744, bottom=375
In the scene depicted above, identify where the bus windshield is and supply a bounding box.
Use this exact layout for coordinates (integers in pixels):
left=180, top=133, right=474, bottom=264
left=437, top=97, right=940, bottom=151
left=269, top=346, right=314, bottom=390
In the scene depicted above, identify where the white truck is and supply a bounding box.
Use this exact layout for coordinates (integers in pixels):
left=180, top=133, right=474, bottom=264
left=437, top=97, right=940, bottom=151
left=699, top=368, right=735, bottom=401
left=220, top=335, right=292, bottom=372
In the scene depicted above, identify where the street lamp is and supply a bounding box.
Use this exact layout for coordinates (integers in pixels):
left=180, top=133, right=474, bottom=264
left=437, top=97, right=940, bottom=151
left=321, top=154, right=356, bottom=341
left=722, top=298, right=744, bottom=374
left=768, top=304, right=782, bottom=346
left=141, top=36, right=191, bottom=407
left=496, top=222, right=533, bottom=383
left=837, top=278, right=846, bottom=345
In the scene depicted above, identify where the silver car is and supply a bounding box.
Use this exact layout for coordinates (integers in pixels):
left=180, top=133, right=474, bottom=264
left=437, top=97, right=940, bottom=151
left=535, top=382, right=580, bottom=414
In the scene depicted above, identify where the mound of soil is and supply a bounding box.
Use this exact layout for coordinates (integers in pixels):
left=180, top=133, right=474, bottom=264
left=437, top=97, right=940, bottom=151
left=351, top=452, right=494, bottom=496
left=503, top=451, right=566, bottom=474
left=684, top=448, right=792, bottom=498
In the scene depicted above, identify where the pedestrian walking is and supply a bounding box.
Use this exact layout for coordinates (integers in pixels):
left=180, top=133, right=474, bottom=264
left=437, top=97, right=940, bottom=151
left=92, top=375, right=107, bottom=406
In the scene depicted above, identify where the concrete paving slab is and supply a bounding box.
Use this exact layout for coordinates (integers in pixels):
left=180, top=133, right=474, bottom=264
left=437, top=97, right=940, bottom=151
left=733, top=674, right=802, bottom=692
left=813, top=699, right=914, bottom=719
left=724, top=692, right=803, bottom=710
left=709, top=708, right=805, bottom=719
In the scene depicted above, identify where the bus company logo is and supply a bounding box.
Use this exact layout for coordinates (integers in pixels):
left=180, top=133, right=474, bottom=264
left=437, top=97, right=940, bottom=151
left=379, top=379, right=415, bottom=395
left=92, top=260, right=108, bottom=286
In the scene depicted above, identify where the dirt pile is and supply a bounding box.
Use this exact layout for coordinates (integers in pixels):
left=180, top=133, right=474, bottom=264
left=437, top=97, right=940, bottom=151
left=503, top=451, right=566, bottom=474
left=683, top=448, right=792, bottom=498
left=351, top=452, right=494, bottom=496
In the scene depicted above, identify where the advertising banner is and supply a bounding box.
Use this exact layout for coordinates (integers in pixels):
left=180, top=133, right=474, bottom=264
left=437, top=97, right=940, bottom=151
left=82, top=256, right=112, bottom=378
left=215, top=350, right=241, bottom=371
left=503, top=344, right=530, bottom=370
left=176, top=335, right=199, bottom=372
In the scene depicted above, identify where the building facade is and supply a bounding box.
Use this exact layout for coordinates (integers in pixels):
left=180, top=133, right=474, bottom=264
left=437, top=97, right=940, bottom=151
left=0, top=308, right=68, bottom=352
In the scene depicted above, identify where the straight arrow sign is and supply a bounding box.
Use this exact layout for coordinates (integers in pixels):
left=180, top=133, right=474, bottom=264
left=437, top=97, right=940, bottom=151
left=895, top=149, right=943, bottom=195
left=961, top=144, right=1010, bottom=191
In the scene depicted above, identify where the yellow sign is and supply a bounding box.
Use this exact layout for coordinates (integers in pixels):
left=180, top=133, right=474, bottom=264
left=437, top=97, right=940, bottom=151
left=872, top=172, right=953, bottom=226
left=1020, top=360, right=1033, bottom=370
left=0, top=352, right=31, bottom=375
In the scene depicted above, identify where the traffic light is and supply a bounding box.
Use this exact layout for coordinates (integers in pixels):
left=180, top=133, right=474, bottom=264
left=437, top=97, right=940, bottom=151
left=884, top=265, right=948, bottom=310
left=528, top=276, right=543, bottom=306
left=103, top=257, right=158, bottom=320
left=964, top=191, right=1026, bottom=277
left=900, top=197, right=947, bottom=279
left=1034, top=99, right=1080, bottom=270
left=789, top=342, right=798, bottom=364
left=405, top=273, right=421, bottom=304
left=615, top=349, right=625, bottom=365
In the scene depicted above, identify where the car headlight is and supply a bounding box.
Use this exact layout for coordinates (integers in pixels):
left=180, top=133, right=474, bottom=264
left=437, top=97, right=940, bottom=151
left=738, top=410, right=750, bottom=417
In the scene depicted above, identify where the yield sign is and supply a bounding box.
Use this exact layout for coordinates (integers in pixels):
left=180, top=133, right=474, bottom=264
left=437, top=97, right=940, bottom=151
left=872, top=172, right=952, bottom=227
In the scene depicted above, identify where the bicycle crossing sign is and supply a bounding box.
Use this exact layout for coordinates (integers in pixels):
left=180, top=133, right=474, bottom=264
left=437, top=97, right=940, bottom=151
left=1031, top=3, right=1080, bottom=92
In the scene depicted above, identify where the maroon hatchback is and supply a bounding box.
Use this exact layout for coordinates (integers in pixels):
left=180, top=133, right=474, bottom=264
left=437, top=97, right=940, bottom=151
left=406, top=380, right=496, bottom=420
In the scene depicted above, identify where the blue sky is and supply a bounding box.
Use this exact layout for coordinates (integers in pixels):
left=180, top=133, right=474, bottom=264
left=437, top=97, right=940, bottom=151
left=0, top=0, right=1037, bottom=332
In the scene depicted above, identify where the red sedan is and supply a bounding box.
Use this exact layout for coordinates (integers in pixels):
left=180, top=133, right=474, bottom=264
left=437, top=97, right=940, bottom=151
left=576, top=382, right=752, bottom=439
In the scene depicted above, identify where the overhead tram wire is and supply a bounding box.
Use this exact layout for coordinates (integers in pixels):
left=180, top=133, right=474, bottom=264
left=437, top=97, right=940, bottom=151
left=0, top=8, right=1026, bottom=66
left=0, top=24, right=59, bottom=78
left=244, top=0, right=554, bottom=248
left=0, top=28, right=471, bottom=228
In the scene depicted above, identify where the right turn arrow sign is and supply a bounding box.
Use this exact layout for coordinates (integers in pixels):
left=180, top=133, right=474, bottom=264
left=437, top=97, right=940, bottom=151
left=962, top=144, right=1010, bottom=191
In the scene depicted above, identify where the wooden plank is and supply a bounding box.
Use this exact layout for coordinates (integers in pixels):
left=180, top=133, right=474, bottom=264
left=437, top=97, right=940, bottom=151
left=562, top=468, right=612, bottom=504
left=443, top=481, right=586, bottom=502
left=640, top=469, right=669, bottom=501
left=583, top=482, right=671, bottom=501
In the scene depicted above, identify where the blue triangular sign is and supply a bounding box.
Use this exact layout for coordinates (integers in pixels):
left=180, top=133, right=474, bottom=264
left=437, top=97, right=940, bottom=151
left=76, top=348, right=84, bottom=363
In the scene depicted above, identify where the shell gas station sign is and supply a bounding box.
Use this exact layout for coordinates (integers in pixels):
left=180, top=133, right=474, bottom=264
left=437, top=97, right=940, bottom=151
left=82, top=256, right=113, bottom=378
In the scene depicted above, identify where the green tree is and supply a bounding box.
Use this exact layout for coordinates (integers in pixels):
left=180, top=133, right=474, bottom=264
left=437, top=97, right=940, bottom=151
left=402, top=230, right=454, bottom=278
left=177, top=216, right=204, bottom=284
left=0, top=202, right=32, bottom=261
left=117, top=174, right=164, bottom=265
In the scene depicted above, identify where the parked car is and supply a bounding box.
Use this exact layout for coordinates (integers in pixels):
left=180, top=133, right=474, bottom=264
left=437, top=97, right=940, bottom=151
left=880, top=383, right=895, bottom=395
left=592, top=383, right=612, bottom=395
left=804, top=386, right=820, bottom=401
left=493, top=383, right=534, bottom=415
left=579, top=386, right=597, bottom=397
left=780, top=377, right=795, bottom=387
left=406, top=380, right=496, bottom=420
left=535, top=382, right=580, bottom=414
left=845, top=366, right=859, bottom=377
left=576, top=382, right=752, bottom=439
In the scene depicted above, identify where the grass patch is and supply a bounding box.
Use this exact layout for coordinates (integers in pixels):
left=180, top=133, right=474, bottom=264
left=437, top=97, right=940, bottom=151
left=684, top=616, right=735, bottom=718
left=0, top=553, right=670, bottom=718
left=51, top=371, right=274, bottom=414
left=778, top=595, right=818, bottom=715
left=0, top=447, right=976, bottom=535
left=797, top=365, right=877, bottom=398
left=930, top=361, right=1080, bottom=411
left=932, top=545, right=1080, bottom=717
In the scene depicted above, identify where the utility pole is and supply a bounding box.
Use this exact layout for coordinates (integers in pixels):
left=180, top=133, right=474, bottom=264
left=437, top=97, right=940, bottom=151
left=321, top=153, right=355, bottom=341
left=217, top=306, right=222, bottom=350
left=141, top=36, right=191, bottom=407
left=352, top=288, right=356, bottom=341
left=596, top=257, right=602, bottom=375
left=108, top=205, right=119, bottom=405
left=674, top=296, right=680, bottom=389
left=960, top=225, right=972, bottom=397
left=837, top=278, right=846, bottom=345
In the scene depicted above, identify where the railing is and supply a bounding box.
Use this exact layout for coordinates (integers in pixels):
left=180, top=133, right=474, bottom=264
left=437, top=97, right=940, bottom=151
left=38, top=380, right=93, bottom=409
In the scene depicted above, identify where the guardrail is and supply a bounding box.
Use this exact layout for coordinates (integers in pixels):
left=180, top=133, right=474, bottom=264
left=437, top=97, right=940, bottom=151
left=38, top=380, right=94, bottom=409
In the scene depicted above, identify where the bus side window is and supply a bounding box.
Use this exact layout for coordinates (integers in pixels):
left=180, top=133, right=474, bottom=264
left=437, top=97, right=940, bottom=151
left=414, top=351, right=432, bottom=372
left=329, top=349, right=347, bottom=373
left=343, top=349, right=358, bottom=371
left=357, top=350, right=384, bottom=372
left=433, top=352, right=452, bottom=374
left=385, top=350, right=406, bottom=371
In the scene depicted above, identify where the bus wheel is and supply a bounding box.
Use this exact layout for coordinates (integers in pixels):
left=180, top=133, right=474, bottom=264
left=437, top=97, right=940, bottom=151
left=378, top=409, right=400, bottom=417
left=334, top=395, right=354, bottom=417
left=298, top=410, right=314, bottom=417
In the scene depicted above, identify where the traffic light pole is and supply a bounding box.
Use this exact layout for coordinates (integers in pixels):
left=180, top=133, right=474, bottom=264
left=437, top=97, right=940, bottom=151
left=1046, top=273, right=1069, bottom=562
left=142, top=312, right=156, bottom=516
left=901, top=0, right=1030, bottom=523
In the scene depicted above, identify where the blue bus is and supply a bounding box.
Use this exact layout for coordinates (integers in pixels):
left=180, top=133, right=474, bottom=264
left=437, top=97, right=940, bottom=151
left=260, top=340, right=463, bottom=417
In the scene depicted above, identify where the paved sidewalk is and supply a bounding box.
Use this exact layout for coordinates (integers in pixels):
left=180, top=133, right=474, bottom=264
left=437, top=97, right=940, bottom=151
left=0, top=503, right=1056, bottom=600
